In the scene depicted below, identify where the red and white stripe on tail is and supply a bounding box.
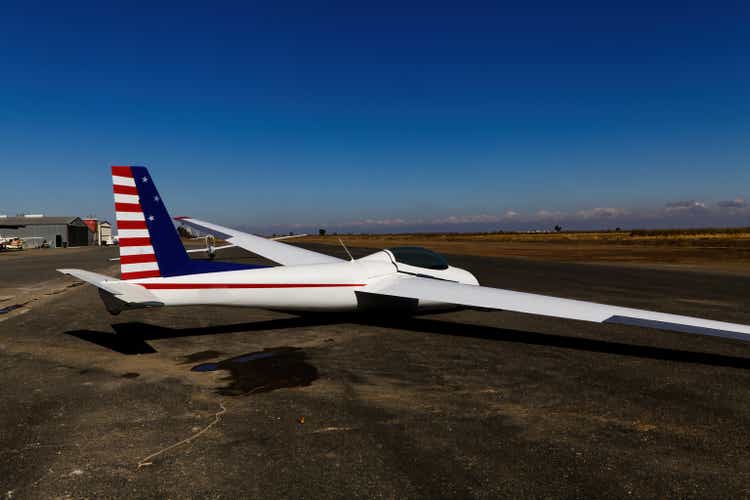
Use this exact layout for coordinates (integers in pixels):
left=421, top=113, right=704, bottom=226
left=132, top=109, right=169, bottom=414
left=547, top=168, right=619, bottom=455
left=112, top=166, right=161, bottom=280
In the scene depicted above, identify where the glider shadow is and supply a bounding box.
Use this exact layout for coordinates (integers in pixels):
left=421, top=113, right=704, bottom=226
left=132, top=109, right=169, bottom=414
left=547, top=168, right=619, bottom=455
left=65, top=315, right=750, bottom=369
left=371, top=317, right=750, bottom=370
left=65, top=315, right=342, bottom=355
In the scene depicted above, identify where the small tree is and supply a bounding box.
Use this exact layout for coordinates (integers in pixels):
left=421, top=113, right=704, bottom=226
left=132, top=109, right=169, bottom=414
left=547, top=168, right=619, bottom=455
left=318, top=228, right=327, bottom=236
left=554, top=225, right=562, bottom=232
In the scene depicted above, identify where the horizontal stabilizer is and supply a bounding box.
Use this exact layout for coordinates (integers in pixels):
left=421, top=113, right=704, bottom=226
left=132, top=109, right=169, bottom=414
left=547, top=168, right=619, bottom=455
left=58, top=268, right=163, bottom=307
left=185, top=244, right=235, bottom=254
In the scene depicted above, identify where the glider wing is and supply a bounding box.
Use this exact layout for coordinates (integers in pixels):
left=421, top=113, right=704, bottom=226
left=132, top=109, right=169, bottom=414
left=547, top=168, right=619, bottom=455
left=174, top=217, right=342, bottom=266
left=363, top=275, right=750, bottom=341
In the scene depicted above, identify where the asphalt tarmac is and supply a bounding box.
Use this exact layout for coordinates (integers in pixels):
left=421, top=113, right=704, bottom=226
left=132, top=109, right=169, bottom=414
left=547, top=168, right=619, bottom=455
left=1, top=245, right=749, bottom=498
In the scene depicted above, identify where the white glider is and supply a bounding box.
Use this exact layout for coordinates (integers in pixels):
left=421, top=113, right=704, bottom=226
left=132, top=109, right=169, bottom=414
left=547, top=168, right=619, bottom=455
left=59, top=166, right=750, bottom=344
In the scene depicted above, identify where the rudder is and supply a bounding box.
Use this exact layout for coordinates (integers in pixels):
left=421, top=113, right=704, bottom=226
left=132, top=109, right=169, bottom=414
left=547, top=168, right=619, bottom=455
left=112, top=165, right=262, bottom=280
left=112, top=166, right=191, bottom=279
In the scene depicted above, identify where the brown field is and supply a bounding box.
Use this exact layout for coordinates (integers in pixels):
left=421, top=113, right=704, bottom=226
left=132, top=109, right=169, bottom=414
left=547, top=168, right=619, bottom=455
left=296, top=229, right=750, bottom=274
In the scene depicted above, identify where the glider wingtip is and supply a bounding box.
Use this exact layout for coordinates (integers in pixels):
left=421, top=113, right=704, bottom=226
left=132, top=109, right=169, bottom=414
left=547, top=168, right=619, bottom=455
left=604, top=315, right=750, bottom=342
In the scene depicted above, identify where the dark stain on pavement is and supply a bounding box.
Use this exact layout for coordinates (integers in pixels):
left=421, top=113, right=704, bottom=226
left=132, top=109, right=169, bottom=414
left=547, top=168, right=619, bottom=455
left=0, top=304, right=24, bottom=315
left=181, top=350, right=224, bottom=364
left=191, top=346, right=318, bottom=396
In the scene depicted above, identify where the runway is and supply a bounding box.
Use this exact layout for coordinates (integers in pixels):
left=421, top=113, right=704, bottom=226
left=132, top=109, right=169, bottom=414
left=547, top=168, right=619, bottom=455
left=1, top=245, right=749, bottom=498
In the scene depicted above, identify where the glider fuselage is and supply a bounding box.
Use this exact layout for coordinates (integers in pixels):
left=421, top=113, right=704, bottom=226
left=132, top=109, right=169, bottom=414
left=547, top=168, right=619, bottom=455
left=123, top=250, right=479, bottom=313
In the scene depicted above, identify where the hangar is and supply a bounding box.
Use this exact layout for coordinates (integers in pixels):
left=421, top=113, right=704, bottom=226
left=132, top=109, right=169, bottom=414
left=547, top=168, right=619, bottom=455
left=0, top=215, right=90, bottom=248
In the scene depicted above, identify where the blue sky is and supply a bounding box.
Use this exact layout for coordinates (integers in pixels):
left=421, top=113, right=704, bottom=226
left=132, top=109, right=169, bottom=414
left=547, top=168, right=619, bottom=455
left=1, top=1, right=748, bottom=232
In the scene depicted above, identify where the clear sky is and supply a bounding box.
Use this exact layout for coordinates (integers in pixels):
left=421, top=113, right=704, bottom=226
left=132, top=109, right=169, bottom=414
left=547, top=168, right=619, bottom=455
left=1, top=1, right=748, bottom=233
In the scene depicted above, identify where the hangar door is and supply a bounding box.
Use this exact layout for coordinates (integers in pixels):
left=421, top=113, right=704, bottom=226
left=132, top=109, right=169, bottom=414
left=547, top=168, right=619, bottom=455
left=67, top=225, right=89, bottom=246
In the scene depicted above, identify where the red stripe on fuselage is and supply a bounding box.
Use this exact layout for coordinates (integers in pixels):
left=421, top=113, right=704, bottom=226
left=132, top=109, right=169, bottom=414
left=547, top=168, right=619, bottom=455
left=113, top=184, right=139, bottom=195
left=119, top=237, right=152, bottom=246
left=120, top=254, right=157, bottom=264
left=139, top=283, right=366, bottom=289
left=111, top=166, right=133, bottom=177
left=121, top=270, right=162, bottom=280
left=116, top=220, right=148, bottom=229
left=115, top=202, right=143, bottom=212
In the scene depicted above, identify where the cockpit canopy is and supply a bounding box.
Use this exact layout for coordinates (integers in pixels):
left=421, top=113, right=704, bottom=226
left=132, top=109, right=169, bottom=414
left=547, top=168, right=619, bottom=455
left=387, top=246, right=449, bottom=270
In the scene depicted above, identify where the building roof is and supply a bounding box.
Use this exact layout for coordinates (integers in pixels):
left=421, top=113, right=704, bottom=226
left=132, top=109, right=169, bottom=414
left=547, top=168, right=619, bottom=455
left=82, top=219, right=98, bottom=233
left=0, top=216, right=84, bottom=227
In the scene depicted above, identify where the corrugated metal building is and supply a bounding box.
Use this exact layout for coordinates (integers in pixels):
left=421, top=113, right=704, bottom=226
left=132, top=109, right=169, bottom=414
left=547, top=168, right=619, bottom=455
left=0, top=216, right=90, bottom=248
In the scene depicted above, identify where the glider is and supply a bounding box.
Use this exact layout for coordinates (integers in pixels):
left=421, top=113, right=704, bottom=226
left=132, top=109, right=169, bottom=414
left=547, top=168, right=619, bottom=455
left=59, top=166, right=750, bottom=343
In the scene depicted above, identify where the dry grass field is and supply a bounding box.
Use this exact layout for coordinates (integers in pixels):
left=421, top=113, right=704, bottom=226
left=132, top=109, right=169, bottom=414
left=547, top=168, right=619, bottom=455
left=296, top=228, right=750, bottom=274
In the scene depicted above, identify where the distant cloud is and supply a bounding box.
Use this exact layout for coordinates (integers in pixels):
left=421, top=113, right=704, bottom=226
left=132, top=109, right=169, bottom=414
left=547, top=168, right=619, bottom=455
left=433, top=214, right=503, bottom=224
left=575, top=207, right=628, bottom=219
left=664, top=200, right=708, bottom=214
left=355, top=217, right=409, bottom=226
left=342, top=212, right=527, bottom=227
left=717, top=198, right=747, bottom=209
left=270, top=196, right=748, bottom=233
left=658, top=197, right=750, bottom=218
left=535, top=209, right=566, bottom=219
left=715, top=198, right=750, bottom=216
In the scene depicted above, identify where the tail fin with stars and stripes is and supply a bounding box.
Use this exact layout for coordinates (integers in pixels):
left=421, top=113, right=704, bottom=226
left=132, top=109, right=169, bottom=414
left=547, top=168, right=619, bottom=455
left=111, top=166, right=260, bottom=280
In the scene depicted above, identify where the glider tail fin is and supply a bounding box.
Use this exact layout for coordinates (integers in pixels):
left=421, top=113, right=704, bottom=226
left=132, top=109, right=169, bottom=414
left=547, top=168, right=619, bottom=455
left=112, top=166, right=191, bottom=280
